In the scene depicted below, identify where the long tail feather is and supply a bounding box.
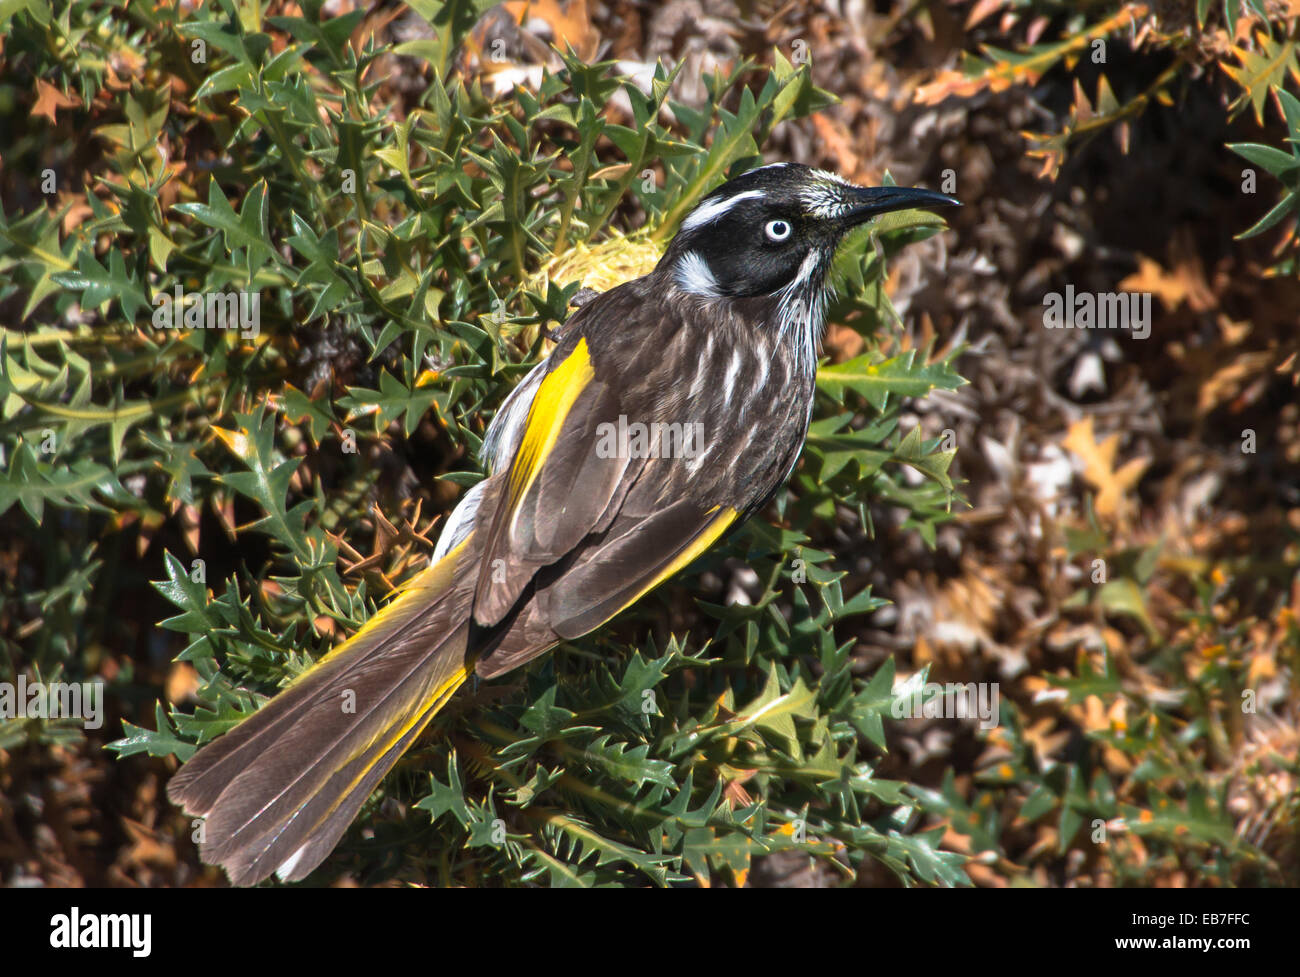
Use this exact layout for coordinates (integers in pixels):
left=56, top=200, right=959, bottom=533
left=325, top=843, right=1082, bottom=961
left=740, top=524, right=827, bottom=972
left=271, top=675, right=464, bottom=884
left=168, top=537, right=478, bottom=885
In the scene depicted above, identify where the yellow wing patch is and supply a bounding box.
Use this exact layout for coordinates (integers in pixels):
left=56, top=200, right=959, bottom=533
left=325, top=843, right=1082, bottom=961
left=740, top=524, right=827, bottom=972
left=508, top=337, right=595, bottom=504
left=616, top=505, right=738, bottom=617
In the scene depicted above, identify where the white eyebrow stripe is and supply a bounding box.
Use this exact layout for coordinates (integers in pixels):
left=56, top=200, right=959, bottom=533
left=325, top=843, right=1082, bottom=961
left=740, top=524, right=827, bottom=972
left=680, top=189, right=764, bottom=232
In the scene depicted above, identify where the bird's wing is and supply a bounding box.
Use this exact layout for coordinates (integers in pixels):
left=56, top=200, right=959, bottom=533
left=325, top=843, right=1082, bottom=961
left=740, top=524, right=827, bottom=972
left=470, top=293, right=738, bottom=660
left=474, top=497, right=736, bottom=678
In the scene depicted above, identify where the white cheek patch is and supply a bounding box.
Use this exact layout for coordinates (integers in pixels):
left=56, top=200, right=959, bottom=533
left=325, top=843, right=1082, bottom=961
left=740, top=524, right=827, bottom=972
left=674, top=250, right=722, bottom=297
left=680, top=189, right=764, bottom=233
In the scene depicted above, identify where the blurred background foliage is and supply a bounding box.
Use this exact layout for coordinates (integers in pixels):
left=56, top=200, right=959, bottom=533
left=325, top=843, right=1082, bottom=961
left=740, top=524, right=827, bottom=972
left=0, top=0, right=1296, bottom=887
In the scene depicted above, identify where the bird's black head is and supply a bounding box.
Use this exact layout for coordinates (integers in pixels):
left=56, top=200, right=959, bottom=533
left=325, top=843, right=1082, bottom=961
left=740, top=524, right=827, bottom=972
left=661, top=162, right=960, bottom=300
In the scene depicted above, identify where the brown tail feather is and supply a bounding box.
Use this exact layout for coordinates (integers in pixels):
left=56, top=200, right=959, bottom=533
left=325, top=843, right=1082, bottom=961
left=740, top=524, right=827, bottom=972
left=224, top=645, right=469, bottom=886
left=168, top=538, right=479, bottom=885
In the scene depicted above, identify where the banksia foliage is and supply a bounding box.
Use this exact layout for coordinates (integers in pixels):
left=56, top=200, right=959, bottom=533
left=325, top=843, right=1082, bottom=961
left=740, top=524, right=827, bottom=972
left=2, top=0, right=1296, bottom=889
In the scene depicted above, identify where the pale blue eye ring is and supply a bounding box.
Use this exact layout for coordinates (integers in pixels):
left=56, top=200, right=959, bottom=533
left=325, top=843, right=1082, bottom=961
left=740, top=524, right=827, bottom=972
left=764, top=219, right=791, bottom=242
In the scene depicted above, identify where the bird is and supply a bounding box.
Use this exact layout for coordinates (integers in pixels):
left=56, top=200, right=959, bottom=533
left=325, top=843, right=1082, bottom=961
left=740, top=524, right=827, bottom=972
left=167, top=161, right=959, bottom=885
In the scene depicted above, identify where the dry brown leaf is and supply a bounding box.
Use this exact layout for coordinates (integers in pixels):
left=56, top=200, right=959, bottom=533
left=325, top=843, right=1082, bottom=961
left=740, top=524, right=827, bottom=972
left=1021, top=716, right=1071, bottom=766
left=1118, top=255, right=1197, bottom=311
left=503, top=0, right=598, bottom=60
left=58, top=192, right=93, bottom=233
left=32, top=79, right=81, bottom=124
left=1197, top=351, right=1275, bottom=415
left=966, top=0, right=1011, bottom=29
left=1062, top=416, right=1149, bottom=525
left=120, top=818, right=176, bottom=869
left=810, top=112, right=861, bottom=181
left=165, top=662, right=200, bottom=704
left=823, top=323, right=864, bottom=361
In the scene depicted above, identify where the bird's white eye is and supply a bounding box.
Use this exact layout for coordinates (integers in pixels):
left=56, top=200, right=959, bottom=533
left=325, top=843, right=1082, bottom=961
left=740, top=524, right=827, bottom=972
left=764, top=219, right=792, bottom=242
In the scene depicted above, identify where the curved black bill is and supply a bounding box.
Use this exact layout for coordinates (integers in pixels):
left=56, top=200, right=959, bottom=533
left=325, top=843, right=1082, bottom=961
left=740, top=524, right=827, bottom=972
left=842, top=186, right=961, bottom=226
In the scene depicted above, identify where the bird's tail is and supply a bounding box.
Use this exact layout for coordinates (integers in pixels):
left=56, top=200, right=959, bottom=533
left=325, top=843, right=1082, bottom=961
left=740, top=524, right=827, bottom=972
left=167, top=536, right=479, bottom=886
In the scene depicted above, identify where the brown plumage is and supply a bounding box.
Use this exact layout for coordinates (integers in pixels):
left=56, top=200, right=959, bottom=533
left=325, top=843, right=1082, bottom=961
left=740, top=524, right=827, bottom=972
left=167, top=163, right=958, bottom=884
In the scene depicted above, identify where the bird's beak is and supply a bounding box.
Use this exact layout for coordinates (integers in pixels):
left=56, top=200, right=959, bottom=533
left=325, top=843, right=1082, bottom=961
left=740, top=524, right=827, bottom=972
left=839, top=185, right=961, bottom=227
